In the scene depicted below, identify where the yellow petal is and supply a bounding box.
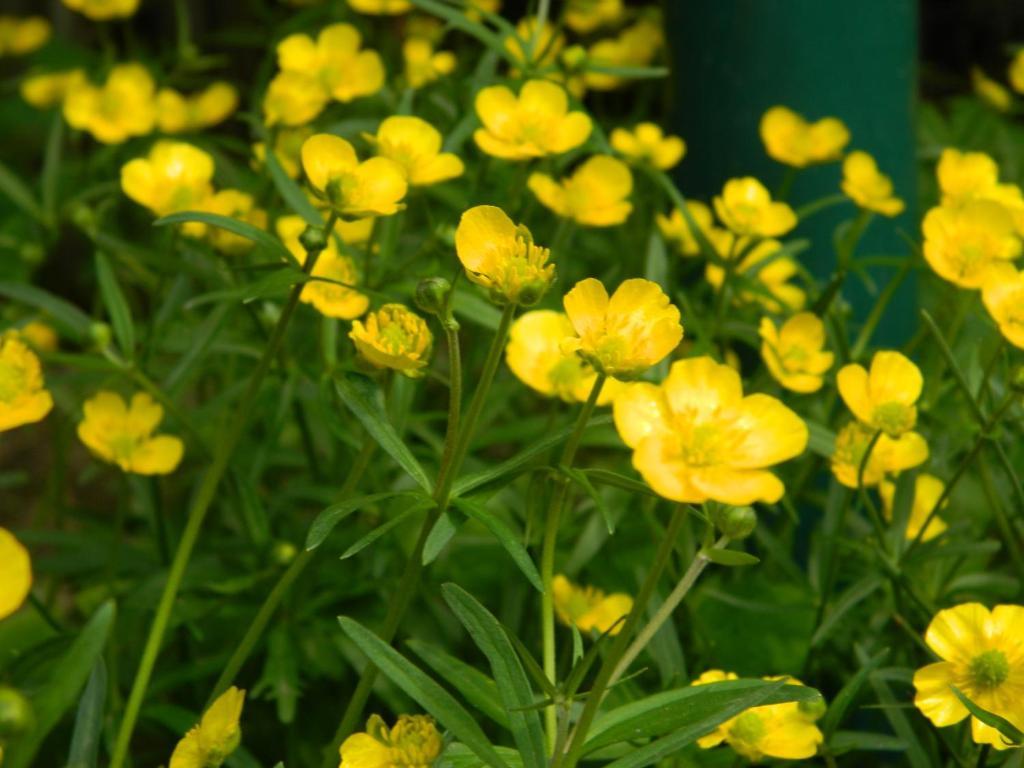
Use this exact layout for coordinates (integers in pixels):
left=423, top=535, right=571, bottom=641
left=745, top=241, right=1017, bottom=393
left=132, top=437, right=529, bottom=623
left=836, top=363, right=873, bottom=424
left=0, top=528, right=32, bottom=620
left=690, top=466, right=785, bottom=505
left=612, top=382, right=670, bottom=448
left=455, top=205, right=517, bottom=275
left=925, top=603, right=992, bottom=663
left=662, top=357, right=743, bottom=419
left=130, top=436, right=185, bottom=475
left=563, top=278, right=610, bottom=339
left=528, top=172, right=568, bottom=216
left=302, top=134, right=358, bottom=192
left=869, top=351, right=923, bottom=406
left=730, top=394, right=808, bottom=468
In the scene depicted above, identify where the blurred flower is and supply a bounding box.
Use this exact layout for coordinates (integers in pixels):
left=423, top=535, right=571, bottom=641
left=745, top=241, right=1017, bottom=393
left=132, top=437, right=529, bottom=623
left=63, top=63, right=157, bottom=144
left=614, top=357, right=806, bottom=504
left=20, top=68, right=85, bottom=109
left=170, top=687, right=246, bottom=768
left=936, top=148, right=1024, bottom=224
left=18, top=321, right=58, bottom=352
left=528, top=155, right=633, bottom=227
left=276, top=24, right=384, bottom=104
left=922, top=200, right=1020, bottom=289
left=78, top=391, right=184, bottom=475
left=552, top=575, right=632, bottom=635
left=505, top=18, right=564, bottom=69
left=713, top=177, right=796, bottom=238
left=913, top=603, right=1024, bottom=749
left=157, top=82, right=238, bottom=134
left=120, top=141, right=215, bottom=235
left=0, top=16, right=50, bottom=56
left=584, top=17, right=663, bottom=91
left=982, top=265, right=1024, bottom=349
left=759, top=106, right=849, bottom=167
left=0, top=334, right=53, bottom=433
left=759, top=313, right=833, bottom=393
left=366, top=116, right=464, bottom=186
left=841, top=151, right=904, bottom=217
left=705, top=233, right=806, bottom=313
left=656, top=202, right=713, bottom=256
left=403, top=37, right=455, bottom=89
left=474, top=79, right=592, bottom=160
left=199, top=190, right=267, bottom=255
left=455, top=205, right=554, bottom=306
left=879, top=473, right=947, bottom=542
left=339, top=715, right=442, bottom=768
left=302, top=134, right=407, bottom=218
left=0, top=527, right=31, bottom=620
left=564, top=0, right=623, bottom=33
left=506, top=310, right=622, bottom=404
left=610, top=122, right=685, bottom=170
left=350, top=304, right=433, bottom=377
left=563, top=278, right=681, bottom=378
left=347, top=0, right=411, bottom=14
left=263, top=71, right=329, bottom=127
left=253, top=126, right=313, bottom=179
left=278, top=215, right=370, bottom=319
left=837, top=351, right=922, bottom=437
left=972, top=66, right=1012, bottom=112
left=1009, top=50, right=1024, bottom=94
left=830, top=420, right=928, bottom=488
left=62, top=0, right=139, bottom=19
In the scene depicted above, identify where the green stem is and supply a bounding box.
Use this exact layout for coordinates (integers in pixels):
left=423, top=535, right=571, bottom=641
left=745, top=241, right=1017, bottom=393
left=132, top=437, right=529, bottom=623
left=858, top=430, right=889, bottom=553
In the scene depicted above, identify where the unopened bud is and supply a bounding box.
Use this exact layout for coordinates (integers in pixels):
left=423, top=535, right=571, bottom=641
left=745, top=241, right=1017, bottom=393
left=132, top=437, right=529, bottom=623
left=712, top=505, right=757, bottom=540
left=415, top=277, right=452, bottom=316
left=299, top=224, right=328, bottom=254
left=561, top=45, right=587, bottom=70
left=272, top=540, right=298, bottom=565
left=0, top=687, right=33, bottom=739
left=90, top=321, right=112, bottom=349
left=1012, top=366, right=1024, bottom=393
left=70, top=203, right=96, bottom=235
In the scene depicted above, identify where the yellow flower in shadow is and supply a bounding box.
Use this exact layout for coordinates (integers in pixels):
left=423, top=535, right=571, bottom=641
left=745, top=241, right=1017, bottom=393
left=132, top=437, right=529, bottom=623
left=610, top=122, right=686, bottom=170
left=713, top=177, right=796, bottom=238
left=302, top=134, right=407, bottom=218
left=656, top=201, right=713, bottom=257
left=349, top=304, right=433, bottom=378
left=0, top=334, right=53, bottom=433
left=841, top=151, right=904, bottom=216
left=474, top=79, right=591, bottom=161
left=62, top=0, right=138, bottom=20
left=528, top=155, right=633, bottom=227
left=340, top=715, right=442, bottom=768
left=403, top=38, right=455, bottom=89
left=552, top=574, right=632, bottom=635
left=982, top=264, right=1024, bottom=349
left=170, top=687, right=246, bottom=768
left=759, top=106, right=849, bottom=167
left=837, top=350, right=922, bottom=437
left=759, top=313, right=833, bottom=394
left=0, top=527, right=32, bottom=620
left=922, top=200, right=1022, bottom=289
left=77, top=391, right=184, bottom=475
left=366, top=116, right=464, bottom=186
left=157, top=82, right=238, bottom=133
left=64, top=63, right=156, bottom=144
left=277, top=23, right=385, bottom=104
left=0, top=15, right=50, bottom=56
left=829, top=420, right=928, bottom=489
left=880, top=473, right=948, bottom=542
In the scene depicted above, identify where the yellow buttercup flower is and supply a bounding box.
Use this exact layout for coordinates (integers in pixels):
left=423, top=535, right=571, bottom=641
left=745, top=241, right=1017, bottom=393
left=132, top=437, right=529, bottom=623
left=879, top=473, right=947, bottom=542
left=584, top=18, right=663, bottom=91
left=936, top=148, right=1024, bottom=219
left=922, top=200, right=1021, bottom=289
left=277, top=24, right=385, bottom=104
left=347, top=0, right=411, bottom=14
left=0, top=527, right=32, bottom=620
left=830, top=420, right=928, bottom=489
left=505, top=18, right=564, bottom=68
left=18, top=321, right=59, bottom=352
left=972, top=66, right=1012, bottom=112
left=277, top=216, right=370, bottom=320
left=350, top=304, right=433, bottom=378
left=367, top=116, right=464, bottom=187
left=914, top=603, right=1024, bottom=749
left=253, top=126, right=313, bottom=179
left=169, top=687, right=246, bottom=768
left=473, top=79, right=592, bottom=161
left=506, top=310, right=622, bottom=404
left=120, top=141, right=215, bottom=228
left=302, top=134, right=407, bottom=218
left=0, top=334, right=53, bottom=433
left=528, top=155, right=633, bottom=227
left=563, top=278, right=682, bottom=379
left=20, top=69, right=86, bottom=109
left=263, top=71, right=329, bottom=127
left=403, top=37, right=456, bottom=89
left=0, top=16, right=50, bottom=56
left=77, top=391, right=185, bottom=475
left=1009, top=50, right=1024, bottom=94
left=552, top=574, right=632, bottom=635
left=759, top=313, right=833, bottom=394
left=614, top=357, right=806, bottom=504
left=656, top=202, right=713, bottom=257
left=63, top=63, right=157, bottom=144
left=564, top=0, right=623, bottom=33
left=705, top=232, right=807, bottom=313
left=339, top=714, right=442, bottom=768
left=454, top=205, right=555, bottom=306
left=759, top=106, right=849, bottom=168
left=610, top=122, right=685, bottom=170
left=199, top=190, right=268, bottom=255
left=62, top=0, right=139, bottom=20
left=713, top=177, right=797, bottom=238
left=982, top=265, right=1024, bottom=349
left=466, top=0, right=501, bottom=19
left=841, top=151, right=904, bottom=217
left=837, top=351, right=922, bottom=438
left=156, top=82, right=238, bottom=134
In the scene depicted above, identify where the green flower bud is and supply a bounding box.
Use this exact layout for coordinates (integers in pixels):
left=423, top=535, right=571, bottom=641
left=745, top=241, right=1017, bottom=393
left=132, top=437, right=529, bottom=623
left=0, top=687, right=33, bottom=739
left=70, top=203, right=96, bottom=234
left=90, top=321, right=112, bottom=349
left=1011, top=365, right=1024, bottom=393
left=713, top=505, right=757, bottom=540
left=414, top=277, right=452, bottom=316
left=271, top=540, right=298, bottom=565
left=299, top=224, right=328, bottom=254
left=561, top=44, right=587, bottom=70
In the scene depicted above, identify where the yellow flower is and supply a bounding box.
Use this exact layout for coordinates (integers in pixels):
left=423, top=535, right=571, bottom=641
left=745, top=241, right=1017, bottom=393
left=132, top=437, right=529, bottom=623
left=403, top=37, right=455, bottom=89
left=610, top=122, right=685, bottom=170
left=837, top=351, right=922, bottom=438
left=263, top=71, right=329, bottom=127
left=713, top=177, right=797, bottom=238
left=913, top=603, right=1024, bottom=749
left=506, top=310, right=622, bottom=404
left=759, top=313, right=833, bottom=394
left=170, top=687, right=246, bottom=768
left=253, top=126, right=313, bottom=179
left=564, top=0, right=623, bottom=33
left=77, top=391, right=184, bottom=475
left=156, top=82, right=238, bottom=134
left=0, top=527, right=32, bottom=620
left=277, top=216, right=370, bottom=320
left=936, top=148, right=1024, bottom=218
left=339, top=714, right=442, bottom=768
left=656, top=202, right=713, bottom=257
left=0, top=334, right=53, bottom=433
left=563, top=278, right=681, bottom=379
left=302, top=134, right=407, bottom=218
left=982, top=265, right=1024, bottom=349
left=879, top=473, right=948, bottom=542
left=841, top=151, right=904, bottom=217
left=20, top=68, right=85, bottom=109
left=62, top=0, right=139, bottom=20
left=277, top=24, right=385, bottom=104
left=693, top=671, right=824, bottom=761
left=759, top=106, right=849, bottom=167
left=349, top=304, right=433, bottom=378
left=972, top=66, right=1012, bottom=112
left=199, top=190, right=268, bottom=255
left=120, top=141, right=215, bottom=228
left=18, top=321, right=59, bottom=352
left=63, top=63, right=157, bottom=144
left=454, top=205, right=555, bottom=306
left=830, top=420, right=928, bottom=489
left=505, top=18, right=564, bottom=68
left=474, top=79, right=592, bottom=161
left=584, top=18, right=663, bottom=91
left=366, top=116, right=464, bottom=187
left=347, top=0, right=411, bottom=14
left=466, top=0, right=501, bottom=19
left=1009, top=50, right=1024, bottom=94
left=922, top=200, right=1021, bottom=289
left=552, top=574, right=632, bottom=635
left=0, top=16, right=50, bottom=56
left=614, top=357, right=806, bottom=504
left=528, top=155, right=632, bottom=227
left=705, top=233, right=807, bottom=313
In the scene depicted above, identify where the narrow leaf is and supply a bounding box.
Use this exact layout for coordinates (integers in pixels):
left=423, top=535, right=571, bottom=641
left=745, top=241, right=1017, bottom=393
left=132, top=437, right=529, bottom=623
left=452, top=497, right=542, bottom=592
left=156, top=211, right=296, bottom=264
left=701, top=548, right=759, bottom=567
left=0, top=282, right=92, bottom=341
left=950, top=685, right=1024, bottom=746
left=340, top=497, right=435, bottom=560
left=306, top=491, right=424, bottom=550
left=0, top=159, right=45, bottom=222
left=407, top=640, right=510, bottom=729
left=265, top=146, right=322, bottom=227
left=66, top=658, right=107, bottom=768
left=95, top=252, right=135, bottom=358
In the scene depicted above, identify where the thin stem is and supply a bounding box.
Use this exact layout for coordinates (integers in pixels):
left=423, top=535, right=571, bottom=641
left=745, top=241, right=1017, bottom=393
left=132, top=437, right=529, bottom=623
left=858, top=430, right=889, bottom=553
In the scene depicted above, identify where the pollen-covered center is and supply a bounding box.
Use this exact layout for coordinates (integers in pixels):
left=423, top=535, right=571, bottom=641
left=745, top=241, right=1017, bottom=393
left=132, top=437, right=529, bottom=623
left=872, top=401, right=915, bottom=436
left=968, top=649, right=1010, bottom=690
left=729, top=710, right=766, bottom=745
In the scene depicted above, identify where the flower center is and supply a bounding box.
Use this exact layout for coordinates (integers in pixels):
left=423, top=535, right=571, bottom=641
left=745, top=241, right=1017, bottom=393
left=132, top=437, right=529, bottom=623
left=969, top=649, right=1010, bottom=690
left=872, top=402, right=915, bottom=436
left=729, top=711, right=765, bottom=746
left=0, top=359, right=26, bottom=403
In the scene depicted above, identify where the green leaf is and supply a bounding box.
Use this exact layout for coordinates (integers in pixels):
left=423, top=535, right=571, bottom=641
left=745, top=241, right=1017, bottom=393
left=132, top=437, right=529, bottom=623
left=41, top=112, right=63, bottom=221
left=94, top=252, right=135, bottom=358
left=156, top=211, right=296, bottom=265
left=950, top=685, right=1024, bottom=746
left=830, top=731, right=907, bottom=754
left=811, top=576, right=882, bottom=647
left=407, top=640, right=510, bottom=729
left=806, top=420, right=837, bottom=458
left=701, top=548, right=759, bottom=567
left=338, top=617, right=509, bottom=768
left=264, top=145, right=322, bottom=227
left=560, top=467, right=615, bottom=534
left=66, top=658, right=107, bottom=768
left=0, top=282, right=93, bottom=342
left=438, top=744, right=523, bottom=768
left=441, top=585, right=547, bottom=768
left=340, top=496, right=435, bottom=560
left=334, top=374, right=433, bottom=493
left=186, top=267, right=310, bottom=308
left=452, top=497, right=543, bottom=592
left=0, top=158, right=45, bottom=223
left=582, top=469, right=658, bottom=498
left=5, top=601, right=116, bottom=768
left=423, top=510, right=461, bottom=565
left=305, top=491, right=424, bottom=550
left=821, top=648, right=887, bottom=739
